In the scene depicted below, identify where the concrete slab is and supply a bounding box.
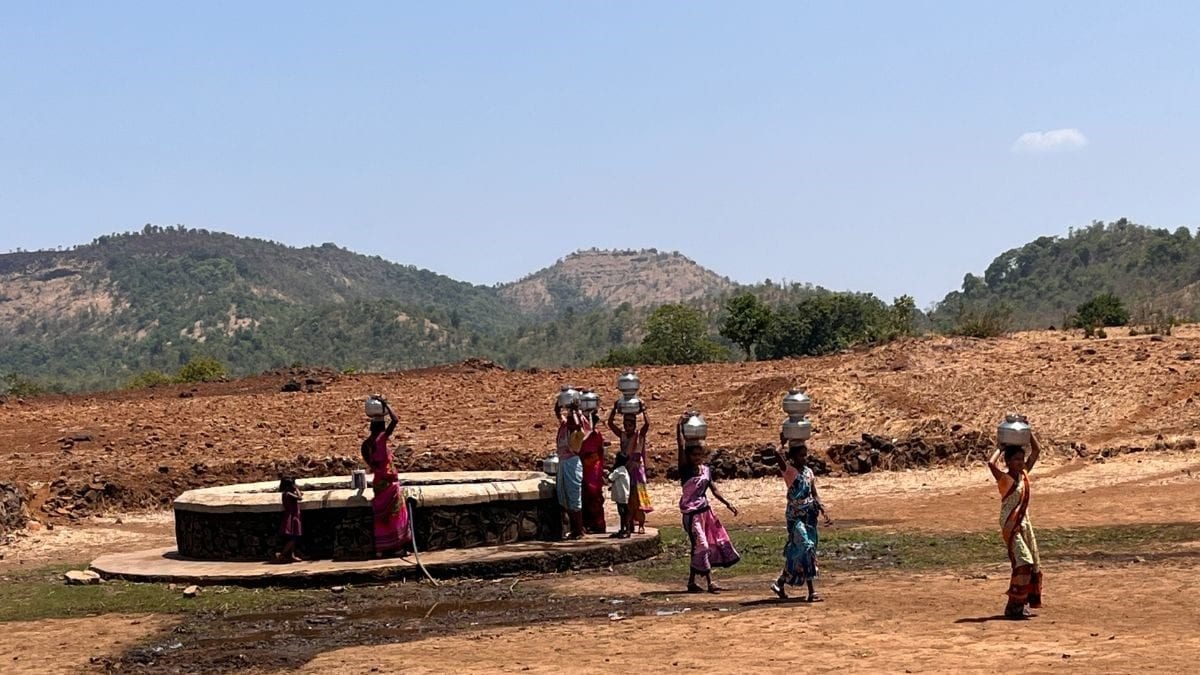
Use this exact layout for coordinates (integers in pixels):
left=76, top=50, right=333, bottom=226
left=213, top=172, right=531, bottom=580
left=90, top=529, right=661, bottom=587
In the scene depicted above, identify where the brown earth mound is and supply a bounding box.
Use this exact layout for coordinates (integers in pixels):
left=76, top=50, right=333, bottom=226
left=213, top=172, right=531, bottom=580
left=3, top=327, right=1200, bottom=522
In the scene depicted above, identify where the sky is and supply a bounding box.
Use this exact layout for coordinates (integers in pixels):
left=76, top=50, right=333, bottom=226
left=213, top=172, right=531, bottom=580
left=2, top=2, right=1199, bottom=307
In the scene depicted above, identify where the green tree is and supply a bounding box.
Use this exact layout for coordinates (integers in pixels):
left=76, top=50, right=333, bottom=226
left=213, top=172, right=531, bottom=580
left=719, top=293, right=774, bottom=360
left=175, top=356, right=227, bottom=383
left=636, top=304, right=729, bottom=365
left=889, top=295, right=918, bottom=338
left=1072, top=293, right=1129, bottom=330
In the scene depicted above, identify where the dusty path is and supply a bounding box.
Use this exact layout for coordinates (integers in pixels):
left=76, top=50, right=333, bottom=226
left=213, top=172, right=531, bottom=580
left=300, top=563, right=1200, bottom=674
left=0, top=614, right=172, bottom=674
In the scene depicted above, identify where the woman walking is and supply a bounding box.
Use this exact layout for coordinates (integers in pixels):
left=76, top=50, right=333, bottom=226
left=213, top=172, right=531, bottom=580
left=361, top=399, right=412, bottom=557
left=986, top=433, right=1043, bottom=619
left=771, top=436, right=832, bottom=601
left=608, top=402, right=653, bottom=534
left=677, top=412, right=740, bottom=593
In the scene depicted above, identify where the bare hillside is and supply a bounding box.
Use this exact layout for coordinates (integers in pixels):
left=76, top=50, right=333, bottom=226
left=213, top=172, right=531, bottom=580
left=499, top=249, right=733, bottom=315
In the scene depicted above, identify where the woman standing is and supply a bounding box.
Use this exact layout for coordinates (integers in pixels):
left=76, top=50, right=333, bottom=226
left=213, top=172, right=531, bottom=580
left=361, top=399, right=412, bottom=557
left=554, top=398, right=586, bottom=540
left=677, top=412, right=740, bottom=593
left=579, top=410, right=607, bottom=534
left=985, top=434, right=1043, bottom=620
left=770, top=437, right=832, bottom=601
left=608, top=402, right=653, bottom=534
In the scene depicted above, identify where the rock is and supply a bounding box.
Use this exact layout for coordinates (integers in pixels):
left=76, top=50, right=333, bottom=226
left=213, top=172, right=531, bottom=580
left=183, top=585, right=200, bottom=598
left=330, top=586, right=346, bottom=594
left=281, top=380, right=303, bottom=393
left=64, top=570, right=101, bottom=585
left=0, top=483, right=29, bottom=536
left=1179, top=352, right=1195, bottom=361
left=1150, top=334, right=1165, bottom=342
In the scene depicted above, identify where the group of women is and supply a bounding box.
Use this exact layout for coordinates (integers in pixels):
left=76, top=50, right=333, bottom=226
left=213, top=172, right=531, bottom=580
left=553, top=396, right=653, bottom=539
left=345, top=390, right=1044, bottom=620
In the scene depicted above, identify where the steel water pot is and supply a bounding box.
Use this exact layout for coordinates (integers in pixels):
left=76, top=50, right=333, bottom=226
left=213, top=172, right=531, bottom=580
left=681, top=413, right=708, bottom=441
left=557, top=386, right=580, bottom=408
left=782, top=417, right=813, bottom=441
left=365, top=396, right=385, bottom=419
left=617, top=371, right=641, bottom=397
left=579, top=390, right=601, bottom=412
left=997, top=414, right=1031, bottom=447
left=782, top=389, right=812, bottom=417
left=617, top=396, right=643, bottom=416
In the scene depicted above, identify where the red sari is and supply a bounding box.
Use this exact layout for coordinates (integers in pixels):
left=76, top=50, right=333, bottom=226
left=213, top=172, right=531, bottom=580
left=579, top=426, right=607, bottom=533
left=368, top=434, right=412, bottom=555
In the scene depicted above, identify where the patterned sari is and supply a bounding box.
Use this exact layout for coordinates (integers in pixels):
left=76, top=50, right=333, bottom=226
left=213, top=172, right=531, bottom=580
left=998, top=470, right=1042, bottom=609
left=781, top=466, right=820, bottom=585
left=579, top=427, right=607, bottom=532
left=624, top=430, right=654, bottom=521
left=679, top=465, right=740, bottom=574
left=368, top=434, right=411, bottom=555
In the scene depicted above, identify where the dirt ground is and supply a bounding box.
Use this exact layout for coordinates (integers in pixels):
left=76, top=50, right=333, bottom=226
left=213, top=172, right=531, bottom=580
left=3, top=326, right=1200, bottom=523
left=299, top=564, right=1200, bottom=674
left=3, top=328, right=1200, bottom=672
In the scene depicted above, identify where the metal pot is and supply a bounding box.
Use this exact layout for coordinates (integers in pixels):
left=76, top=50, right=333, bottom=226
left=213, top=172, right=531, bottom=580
left=617, top=396, right=643, bottom=415
left=364, top=396, right=385, bottom=419
left=542, top=454, right=559, bottom=475
left=617, top=371, right=641, bottom=397
left=579, top=390, right=601, bottom=412
left=681, top=413, right=708, bottom=441
left=782, top=417, right=813, bottom=441
left=556, top=386, right=580, bottom=408
left=782, top=389, right=812, bottom=417
left=997, top=413, right=1031, bottom=447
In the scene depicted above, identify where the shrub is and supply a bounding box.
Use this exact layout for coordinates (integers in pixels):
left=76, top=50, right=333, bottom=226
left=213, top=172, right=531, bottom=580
left=127, top=370, right=174, bottom=389
left=1072, top=293, right=1129, bottom=330
left=175, top=356, right=227, bottom=383
left=951, top=305, right=1012, bottom=338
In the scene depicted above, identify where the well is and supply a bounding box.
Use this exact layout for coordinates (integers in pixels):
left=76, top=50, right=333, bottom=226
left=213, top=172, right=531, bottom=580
left=173, top=471, right=562, bottom=561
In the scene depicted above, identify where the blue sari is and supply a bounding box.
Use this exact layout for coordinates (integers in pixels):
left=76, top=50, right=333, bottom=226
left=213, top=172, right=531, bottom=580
left=782, top=466, right=819, bottom=585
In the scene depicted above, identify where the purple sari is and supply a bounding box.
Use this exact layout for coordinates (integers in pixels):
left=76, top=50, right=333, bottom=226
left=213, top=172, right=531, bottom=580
left=679, top=465, right=740, bottom=574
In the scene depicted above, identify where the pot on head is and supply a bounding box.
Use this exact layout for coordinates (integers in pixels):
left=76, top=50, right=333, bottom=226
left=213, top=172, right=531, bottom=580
left=782, top=389, right=812, bottom=417
left=617, top=371, right=641, bottom=397
left=681, top=412, right=708, bottom=441
left=579, top=390, right=601, bottom=413
left=997, top=413, right=1031, bottom=447
left=557, top=386, right=580, bottom=408
left=365, top=395, right=385, bottom=420
left=782, top=417, right=813, bottom=442
left=617, top=395, right=643, bottom=416
left=542, top=454, right=560, bottom=475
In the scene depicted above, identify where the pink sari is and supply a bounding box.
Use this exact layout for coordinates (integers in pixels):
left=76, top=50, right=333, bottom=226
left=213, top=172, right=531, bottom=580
left=579, top=428, right=607, bottom=533
left=679, top=465, right=740, bottom=573
left=368, top=434, right=411, bottom=554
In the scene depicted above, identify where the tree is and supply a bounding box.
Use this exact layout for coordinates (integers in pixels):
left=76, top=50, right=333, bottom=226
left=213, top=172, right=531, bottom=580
left=889, top=295, right=918, bottom=338
left=635, top=304, right=729, bottom=365
left=175, top=356, right=227, bottom=383
left=1072, top=293, right=1129, bottom=331
left=719, top=293, right=773, bottom=360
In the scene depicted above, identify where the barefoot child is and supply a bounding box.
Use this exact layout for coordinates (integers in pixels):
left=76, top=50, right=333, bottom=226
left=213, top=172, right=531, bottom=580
left=771, top=436, right=833, bottom=601
left=986, top=433, right=1043, bottom=620
left=276, top=476, right=303, bottom=563
left=677, top=412, right=740, bottom=593
left=608, top=453, right=631, bottom=539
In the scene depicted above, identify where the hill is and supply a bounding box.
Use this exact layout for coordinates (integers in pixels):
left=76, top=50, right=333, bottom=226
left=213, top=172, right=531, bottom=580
left=932, top=219, right=1199, bottom=329
left=498, top=249, right=733, bottom=317
left=0, top=226, right=524, bottom=388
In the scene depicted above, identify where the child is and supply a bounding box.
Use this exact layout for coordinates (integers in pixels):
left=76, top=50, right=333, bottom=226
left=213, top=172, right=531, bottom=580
left=986, top=433, right=1043, bottom=620
left=677, top=412, right=740, bottom=593
left=608, top=453, right=631, bottom=539
left=275, top=476, right=303, bottom=563
left=771, top=436, right=833, bottom=601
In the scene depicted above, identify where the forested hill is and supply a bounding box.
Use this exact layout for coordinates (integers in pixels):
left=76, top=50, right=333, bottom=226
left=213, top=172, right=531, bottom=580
left=932, top=219, right=1199, bottom=329
left=0, top=226, right=527, bottom=389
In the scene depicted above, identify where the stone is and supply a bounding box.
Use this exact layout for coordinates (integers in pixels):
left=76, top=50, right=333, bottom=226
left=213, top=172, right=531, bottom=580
left=330, top=586, right=346, bottom=594
left=1179, top=352, right=1195, bottom=361
left=183, top=585, right=200, bottom=598
left=64, top=570, right=101, bottom=585
left=281, top=380, right=303, bottom=392
left=0, top=483, right=29, bottom=536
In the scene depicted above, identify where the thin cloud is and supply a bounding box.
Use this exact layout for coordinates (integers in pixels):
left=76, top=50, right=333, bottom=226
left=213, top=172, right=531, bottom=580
left=1011, top=128, right=1089, bottom=154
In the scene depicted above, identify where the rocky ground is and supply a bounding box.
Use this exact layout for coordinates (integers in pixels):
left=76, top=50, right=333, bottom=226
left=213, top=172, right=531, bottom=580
left=2, top=327, right=1200, bottom=526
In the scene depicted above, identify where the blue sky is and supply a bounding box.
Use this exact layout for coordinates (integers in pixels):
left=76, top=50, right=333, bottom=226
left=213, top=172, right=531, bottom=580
left=2, top=2, right=1198, bottom=306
